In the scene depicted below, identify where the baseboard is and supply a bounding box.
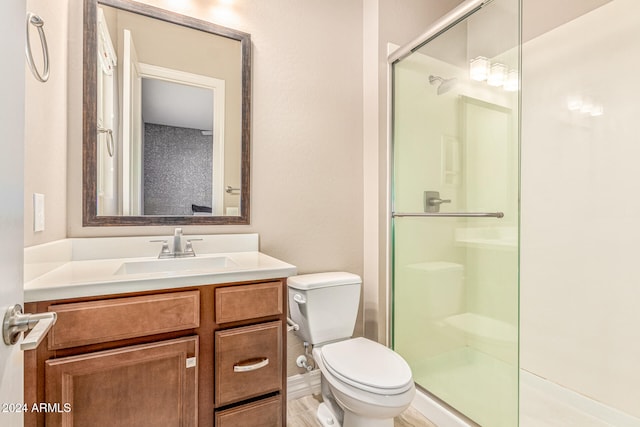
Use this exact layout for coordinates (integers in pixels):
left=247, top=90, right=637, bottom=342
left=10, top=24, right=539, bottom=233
left=521, top=370, right=640, bottom=427
left=412, top=388, right=475, bottom=427
left=287, top=370, right=321, bottom=401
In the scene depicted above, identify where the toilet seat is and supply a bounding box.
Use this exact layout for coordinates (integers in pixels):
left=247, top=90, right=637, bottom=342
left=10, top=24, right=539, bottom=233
left=320, top=337, right=413, bottom=395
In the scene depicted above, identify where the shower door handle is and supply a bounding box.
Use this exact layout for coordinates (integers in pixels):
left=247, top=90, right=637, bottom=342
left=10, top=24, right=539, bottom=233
left=428, top=197, right=451, bottom=206
left=392, top=212, right=504, bottom=218
left=424, top=191, right=452, bottom=213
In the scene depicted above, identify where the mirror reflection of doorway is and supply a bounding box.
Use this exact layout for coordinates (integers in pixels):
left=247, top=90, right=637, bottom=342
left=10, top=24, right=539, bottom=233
left=141, top=78, right=215, bottom=216
left=119, top=42, right=226, bottom=216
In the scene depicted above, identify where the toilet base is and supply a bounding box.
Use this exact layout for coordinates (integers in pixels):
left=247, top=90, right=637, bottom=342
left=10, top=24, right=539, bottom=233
left=316, top=401, right=395, bottom=427
left=317, top=402, right=340, bottom=427
left=343, top=411, right=394, bottom=427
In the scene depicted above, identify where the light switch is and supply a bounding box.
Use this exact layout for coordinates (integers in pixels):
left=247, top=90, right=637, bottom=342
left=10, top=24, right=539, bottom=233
left=34, top=193, right=45, bottom=232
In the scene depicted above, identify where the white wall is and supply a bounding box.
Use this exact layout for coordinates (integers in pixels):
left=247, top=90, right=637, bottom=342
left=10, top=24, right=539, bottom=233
left=24, top=0, right=70, bottom=247
left=521, top=0, right=640, bottom=418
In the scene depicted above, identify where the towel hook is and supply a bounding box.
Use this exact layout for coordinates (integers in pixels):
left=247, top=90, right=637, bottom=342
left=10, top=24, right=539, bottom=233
left=25, top=12, right=50, bottom=83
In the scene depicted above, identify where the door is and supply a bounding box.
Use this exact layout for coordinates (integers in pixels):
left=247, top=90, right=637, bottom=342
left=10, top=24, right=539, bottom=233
left=96, top=7, right=118, bottom=216
left=121, top=29, right=142, bottom=215
left=0, top=0, right=26, bottom=424
left=390, top=0, right=520, bottom=426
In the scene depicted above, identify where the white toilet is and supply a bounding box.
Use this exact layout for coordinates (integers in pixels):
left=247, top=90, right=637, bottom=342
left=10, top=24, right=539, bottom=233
left=287, top=272, right=415, bottom=427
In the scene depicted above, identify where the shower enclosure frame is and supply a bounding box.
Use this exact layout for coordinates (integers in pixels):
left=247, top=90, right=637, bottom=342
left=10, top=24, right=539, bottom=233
left=388, top=0, right=493, bottom=64
left=387, top=0, right=520, bottom=425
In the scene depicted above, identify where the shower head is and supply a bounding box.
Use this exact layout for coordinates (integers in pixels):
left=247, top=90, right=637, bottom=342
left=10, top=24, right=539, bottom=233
left=428, top=75, right=457, bottom=95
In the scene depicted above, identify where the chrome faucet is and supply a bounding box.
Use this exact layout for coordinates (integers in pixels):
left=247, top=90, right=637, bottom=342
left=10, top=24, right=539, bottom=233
left=150, top=228, right=202, bottom=258
left=173, top=228, right=184, bottom=255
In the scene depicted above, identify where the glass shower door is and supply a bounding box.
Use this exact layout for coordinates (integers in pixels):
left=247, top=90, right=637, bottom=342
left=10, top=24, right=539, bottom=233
left=391, top=1, right=520, bottom=426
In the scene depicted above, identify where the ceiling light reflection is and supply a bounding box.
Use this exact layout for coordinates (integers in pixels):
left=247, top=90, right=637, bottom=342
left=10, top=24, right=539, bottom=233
left=469, top=56, right=489, bottom=82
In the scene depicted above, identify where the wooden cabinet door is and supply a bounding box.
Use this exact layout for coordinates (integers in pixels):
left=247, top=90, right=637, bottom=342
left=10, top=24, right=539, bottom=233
left=44, top=336, right=198, bottom=427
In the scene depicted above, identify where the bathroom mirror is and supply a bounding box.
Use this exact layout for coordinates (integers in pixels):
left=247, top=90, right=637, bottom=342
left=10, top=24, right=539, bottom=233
left=83, top=0, right=251, bottom=226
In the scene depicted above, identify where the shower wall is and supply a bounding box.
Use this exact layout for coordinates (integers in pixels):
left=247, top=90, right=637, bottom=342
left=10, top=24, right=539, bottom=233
left=521, top=0, right=640, bottom=419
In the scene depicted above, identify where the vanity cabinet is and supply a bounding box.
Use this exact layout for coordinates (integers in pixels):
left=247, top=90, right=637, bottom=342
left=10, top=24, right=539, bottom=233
left=24, top=279, right=288, bottom=427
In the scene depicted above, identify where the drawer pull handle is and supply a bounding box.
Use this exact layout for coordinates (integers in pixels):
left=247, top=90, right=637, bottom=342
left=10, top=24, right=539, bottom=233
left=233, top=357, right=269, bottom=372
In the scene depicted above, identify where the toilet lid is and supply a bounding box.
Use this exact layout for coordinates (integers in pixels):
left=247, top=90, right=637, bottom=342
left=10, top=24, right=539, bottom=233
left=320, top=337, right=413, bottom=394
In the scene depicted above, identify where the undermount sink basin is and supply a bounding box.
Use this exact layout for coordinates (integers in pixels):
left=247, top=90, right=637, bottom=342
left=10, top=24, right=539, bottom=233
left=115, top=256, right=238, bottom=275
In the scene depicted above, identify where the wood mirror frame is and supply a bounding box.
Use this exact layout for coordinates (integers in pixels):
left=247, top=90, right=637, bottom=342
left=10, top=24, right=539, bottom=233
left=83, top=0, right=251, bottom=226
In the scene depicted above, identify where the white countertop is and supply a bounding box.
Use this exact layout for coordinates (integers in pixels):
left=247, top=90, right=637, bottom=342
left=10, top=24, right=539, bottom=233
left=24, top=234, right=297, bottom=302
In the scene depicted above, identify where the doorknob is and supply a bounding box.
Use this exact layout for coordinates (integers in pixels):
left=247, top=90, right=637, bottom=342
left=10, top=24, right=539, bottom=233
left=3, top=304, right=57, bottom=351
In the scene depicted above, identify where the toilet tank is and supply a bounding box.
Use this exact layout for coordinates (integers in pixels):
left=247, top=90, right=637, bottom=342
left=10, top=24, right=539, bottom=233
left=287, top=272, right=361, bottom=345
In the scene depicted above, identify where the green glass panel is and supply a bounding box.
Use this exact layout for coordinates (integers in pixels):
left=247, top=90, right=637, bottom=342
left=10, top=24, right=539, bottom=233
left=391, top=1, right=520, bottom=426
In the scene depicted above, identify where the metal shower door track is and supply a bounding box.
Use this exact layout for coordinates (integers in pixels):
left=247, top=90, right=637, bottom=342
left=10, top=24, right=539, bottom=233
left=387, top=0, right=494, bottom=64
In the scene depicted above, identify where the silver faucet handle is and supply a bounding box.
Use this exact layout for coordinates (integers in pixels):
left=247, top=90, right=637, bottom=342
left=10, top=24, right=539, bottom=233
left=184, top=239, right=203, bottom=256
left=150, top=239, right=171, bottom=256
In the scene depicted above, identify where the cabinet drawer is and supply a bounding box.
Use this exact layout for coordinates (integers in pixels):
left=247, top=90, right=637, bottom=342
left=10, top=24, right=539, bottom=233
left=215, top=395, right=282, bottom=427
left=48, top=291, right=200, bottom=350
left=215, top=281, right=282, bottom=323
left=215, top=321, right=282, bottom=406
